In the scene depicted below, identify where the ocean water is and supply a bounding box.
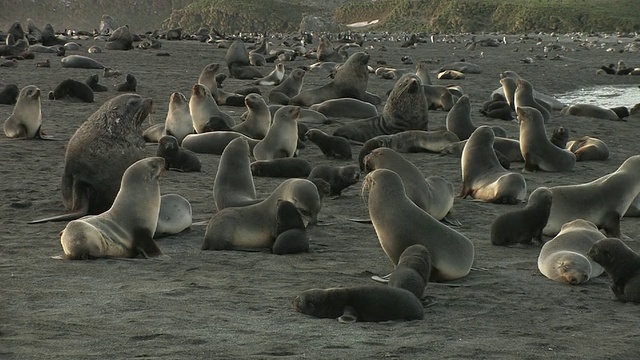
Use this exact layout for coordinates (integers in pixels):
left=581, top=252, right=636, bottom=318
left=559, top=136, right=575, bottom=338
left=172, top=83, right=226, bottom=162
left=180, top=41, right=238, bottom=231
left=556, top=85, right=640, bottom=108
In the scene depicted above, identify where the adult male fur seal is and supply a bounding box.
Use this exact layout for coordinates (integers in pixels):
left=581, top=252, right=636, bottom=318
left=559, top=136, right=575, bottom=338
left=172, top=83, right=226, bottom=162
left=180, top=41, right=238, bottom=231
left=333, top=74, right=429, bottom=143
left=202, top=179, right=321, bottom=251
left=29, top=94, right=152, bottom=223
left=363, top=169, right=474, bottom=281
left=538, top=219, right=605, bottom=285
left=59, top=157, right=164, bottom=259
left=543, top=155, right=640, bottom=237
left=292, top=286, right=424, bottom=323
left=588, top=238, right=640, bottom=303
left=290, top=52, right=381, bottom=107
left=518, top=106, right=575, bottom=172
left=4, top=85, right=50, bottom=139
left=460, top=126, right=526, bottom=204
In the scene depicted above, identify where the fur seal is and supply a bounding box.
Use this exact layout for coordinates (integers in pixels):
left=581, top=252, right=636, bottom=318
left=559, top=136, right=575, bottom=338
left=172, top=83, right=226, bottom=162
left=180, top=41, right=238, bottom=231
left=549, top=126, right=569, bottom=148
left=253, top=105, right=299, bottom=161
left=363, top=168, right=475, bottom=281
left=460, top=126, right=527, bottom=204
left=225, top=39, right=264, bottom=79
left=438, top=70, right=465, bottom=80
left=307, top=164, right=360, bottom=197
left=49, top=79, right=94, bottom=103
left=490, top=187, right=553, bottom=246
left=60, top=55, right=105, bottom=69
left=213, top=137, right=257, bottom=211
left=182, top=131, right=259, bottom=155
left=85, top=74, right=108, bottom=92
left=538, top=219, right=605, bottom=285
left=309, top=98, right=378, bottom=119
left=251, top=158, right=312, bottom=179
left=316, top=36, right=346, bottom=62
left=364, top=147, right=455, bottom=222
left=438, top=61, right=482, bottom=74
left=29, top=94, right=152, bottom=223
left=517, top=106, right=576, bottom=172
left=305, top=129, right=352, bottom=160
left=292, top=286, right=424, bottom=323
left=446, top=94, right=506, bottom=140
left=560, top=104, right=621, bottom=121
left=163, top=92, right=193, bottom=145
left=197, top=63, right=245, bottom=106
left=358, top=130, right=460, bottom=170
left=272, top=200, right=310, bottom=255
left=290, top=52, right=381, bottom=107
left=59, top=157, right=164, bottom=259
left=480, top=93, right=513, bottom=120
left=440, top=137, right=524, bottom=163
left=566, top=136, right=609, bottom=161
left=543, top=155, right=640, bottom=237
left=514, top=79, right=551, bottom=123
left=116, top=74, right=137, bottom=92
left=156, top=135, right=201, bottom=172
left=423, top=84, right=454, bottom=112
left=202, top=178, right=321, bottom=250
left=232, top=93, right=270, bottom=139
left=333, top=74, right=428, bottom=142
left=154, top=194, right=192, bottom=239
left=3, top=85, right=50, bottom=139
left=388, top=244, right=431, bottom=299
left=588, top=238, right=640, bottom=303
left=189, top=83, right=234, bottom=133
left=496, top=71, right=566, bottom=110
left=0, top=84, right=19, bottom=104
left=268, top=68, right=306, bottom=105
left=253, top=63, right=285, bottom=85
left=105, top=25, right=134, bottom=50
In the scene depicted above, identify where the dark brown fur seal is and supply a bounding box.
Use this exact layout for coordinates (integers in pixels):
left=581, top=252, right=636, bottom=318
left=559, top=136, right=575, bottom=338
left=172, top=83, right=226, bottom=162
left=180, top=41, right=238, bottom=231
left=272, top=200, right=310, bottom=255
left=49, top=79, right=94, bottom=103
left=307, top=164, right=360, bottom=196
left=388, top=244, right=431, bottom=299
left=156, top=135, right=201, bottom=172
left=490, top=187, right=553, bottom=246
left=0, top=84, right=19, bottom=104
left=588, top=238, right=640, bottom=303
left=116, top=74, right=137, bottom=92
left=251, top=158, right=312, bottom=178
left=305, top=129, right=352, bottom=160
left=85, top=74, right=108, bottom=92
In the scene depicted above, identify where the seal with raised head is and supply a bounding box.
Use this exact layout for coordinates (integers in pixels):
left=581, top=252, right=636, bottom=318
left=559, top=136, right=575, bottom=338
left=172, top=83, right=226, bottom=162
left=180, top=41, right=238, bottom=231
left=253, top=105, right=299, bottom=161
left=490, top=187, right=553, bottom=246
left=514, top=79, right=552, bottom=123
left=116, top=74, right=137, bottom=92
left=154, top=193, right=192, bottom=239
left=213, top=137, right=258, bottom=211
left=460, top=126, right=526, bottom=204
left=253, top=62, right=285, bottom=85
left=364, top=147, right=455, bottom=222
left=156, top=135, right=201, bottom=172
left=272, top=200, right=310, bottom=255
left=202, top=178, right=321, bottom=251
left=495, top=70, right=566, bottom=110
left=232, top=93, right=270, bottom=139
left=307, top=164, right=360, bottom=197
left=566, top=136, right=609, bottom=161
left=388, top=244, right=431, bottom=299
left=29, top=94, right=152, bottom=223
left=316, top=36, right=345, bottom=62
left=549, top=126, right=569, bottom=148
left=292, top=286, right=424, bottom=323
left=49, top=79, right=94, bottom=103
left=333, top=74, right=428, bottom=143
left=85, top=74, right=108, bottom=92
left=543, top=155, right=640, bottom=237
left=163, top=92, right=194, bottom=144
left=363, top=168, right=475, bottom=281
left=290, top=51, right=381, bottom=107
left=59, top=157, right=164, bottom=259
left=518, top=106, right=576, bottom=172
left=446, top=94, right=506, bottom=140
left=4, top=85, right=51, bottom=139
left=305, top=129, right=352, bottom=160
left=104, top=25, right=134, bottom=50
left=588, top=238, right=640, bottom=303
left=538, top=219, right=605, bottom=285
left=225, top=39, right=264, bottom=79
left=268, top=68, right=306, bottom=105
left=251, top=158, right=312, bottom=179
left=197, top=63, right=245, bottom=106
left=189, top=83, right=234, bottom=133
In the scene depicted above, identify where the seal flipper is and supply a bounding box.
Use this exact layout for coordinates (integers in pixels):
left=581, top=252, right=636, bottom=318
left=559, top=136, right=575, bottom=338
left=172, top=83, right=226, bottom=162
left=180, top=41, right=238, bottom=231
left=441, top=211, right=462, bottom=226
left=337, top=306, right=358, bottom=323
left=601, top=211, right=621, bottom=238
left=132, top=227, right=163, bottom=258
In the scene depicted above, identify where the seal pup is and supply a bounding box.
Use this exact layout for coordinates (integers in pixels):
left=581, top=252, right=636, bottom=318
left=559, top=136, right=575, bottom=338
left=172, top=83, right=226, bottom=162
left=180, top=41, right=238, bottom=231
left=480, top=93, right=513, bottom=120
left=0, top=84, right=19, bottom=104
left=164, top=92, right=194, bottom=145
left=49, top=79, right=94, bottom=103
left=60, top=55, right=105, bottom=69
left=156, top=135, right=201, bottom=172
left=543, top=155, right=640, bottom=237
left=225, top=39, right=264, bottom=79
left=29, top=94, right=152, bottom=223
left=560, top=104, right=621, bottom=121
left=232, top=93, right=270, bottom=139
left=213, top=137, right=257, bottom=211
left=253, top=105, right=299, bottom=161
left=490, top=187, right=553, bottom=246
left=251, top=158, right=313, bottom=178
left=59, top=157, right=164, bottom=259
left=85, top=74, right=108, bottom=92
left=518, top=106, right=576, bottom=172
left=588, top=238, right=640, bottom=303
left=4, top=85, right=51, bottom=139
left=253, top=63, right=285, bottom=85
left=290, top=52, right=381, bottom=107
left=272, top=200, right=310, bottom=255
left=308, top=165, right=360, bottom=197
left=182, top=131, right=259, bottom=155
left=189, top=83, right=234, bottom=133
left=566, top=136, right=609, bottom=161
left=333, top=74, right=428, bottom=142
left=460, top=126, right=526, bottom=204
left=538, top=219, right=605, bottom=285
left=116, top=74, right=137, bottom=92
left=309, top=98, right=378, bottom=119
left=268, top=68, right=306, bottom=105
left=549, top=126, right=569, bottom=148
left=292, top=286, right=424, bottom=323
left=363, top=169, right=475, bottom=281
left=154, top=194, right=192, bottom=239
left=446, top=94, right=506, bottom=140
left=202, top=178, right=321, bottom=250
left=364, top=147, right=456, bottom=222
left=388, top=244, right=431, bottom=299
left=197, top=63, right=245, bottom=106
left=305, top=129, right=352, bottom=160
